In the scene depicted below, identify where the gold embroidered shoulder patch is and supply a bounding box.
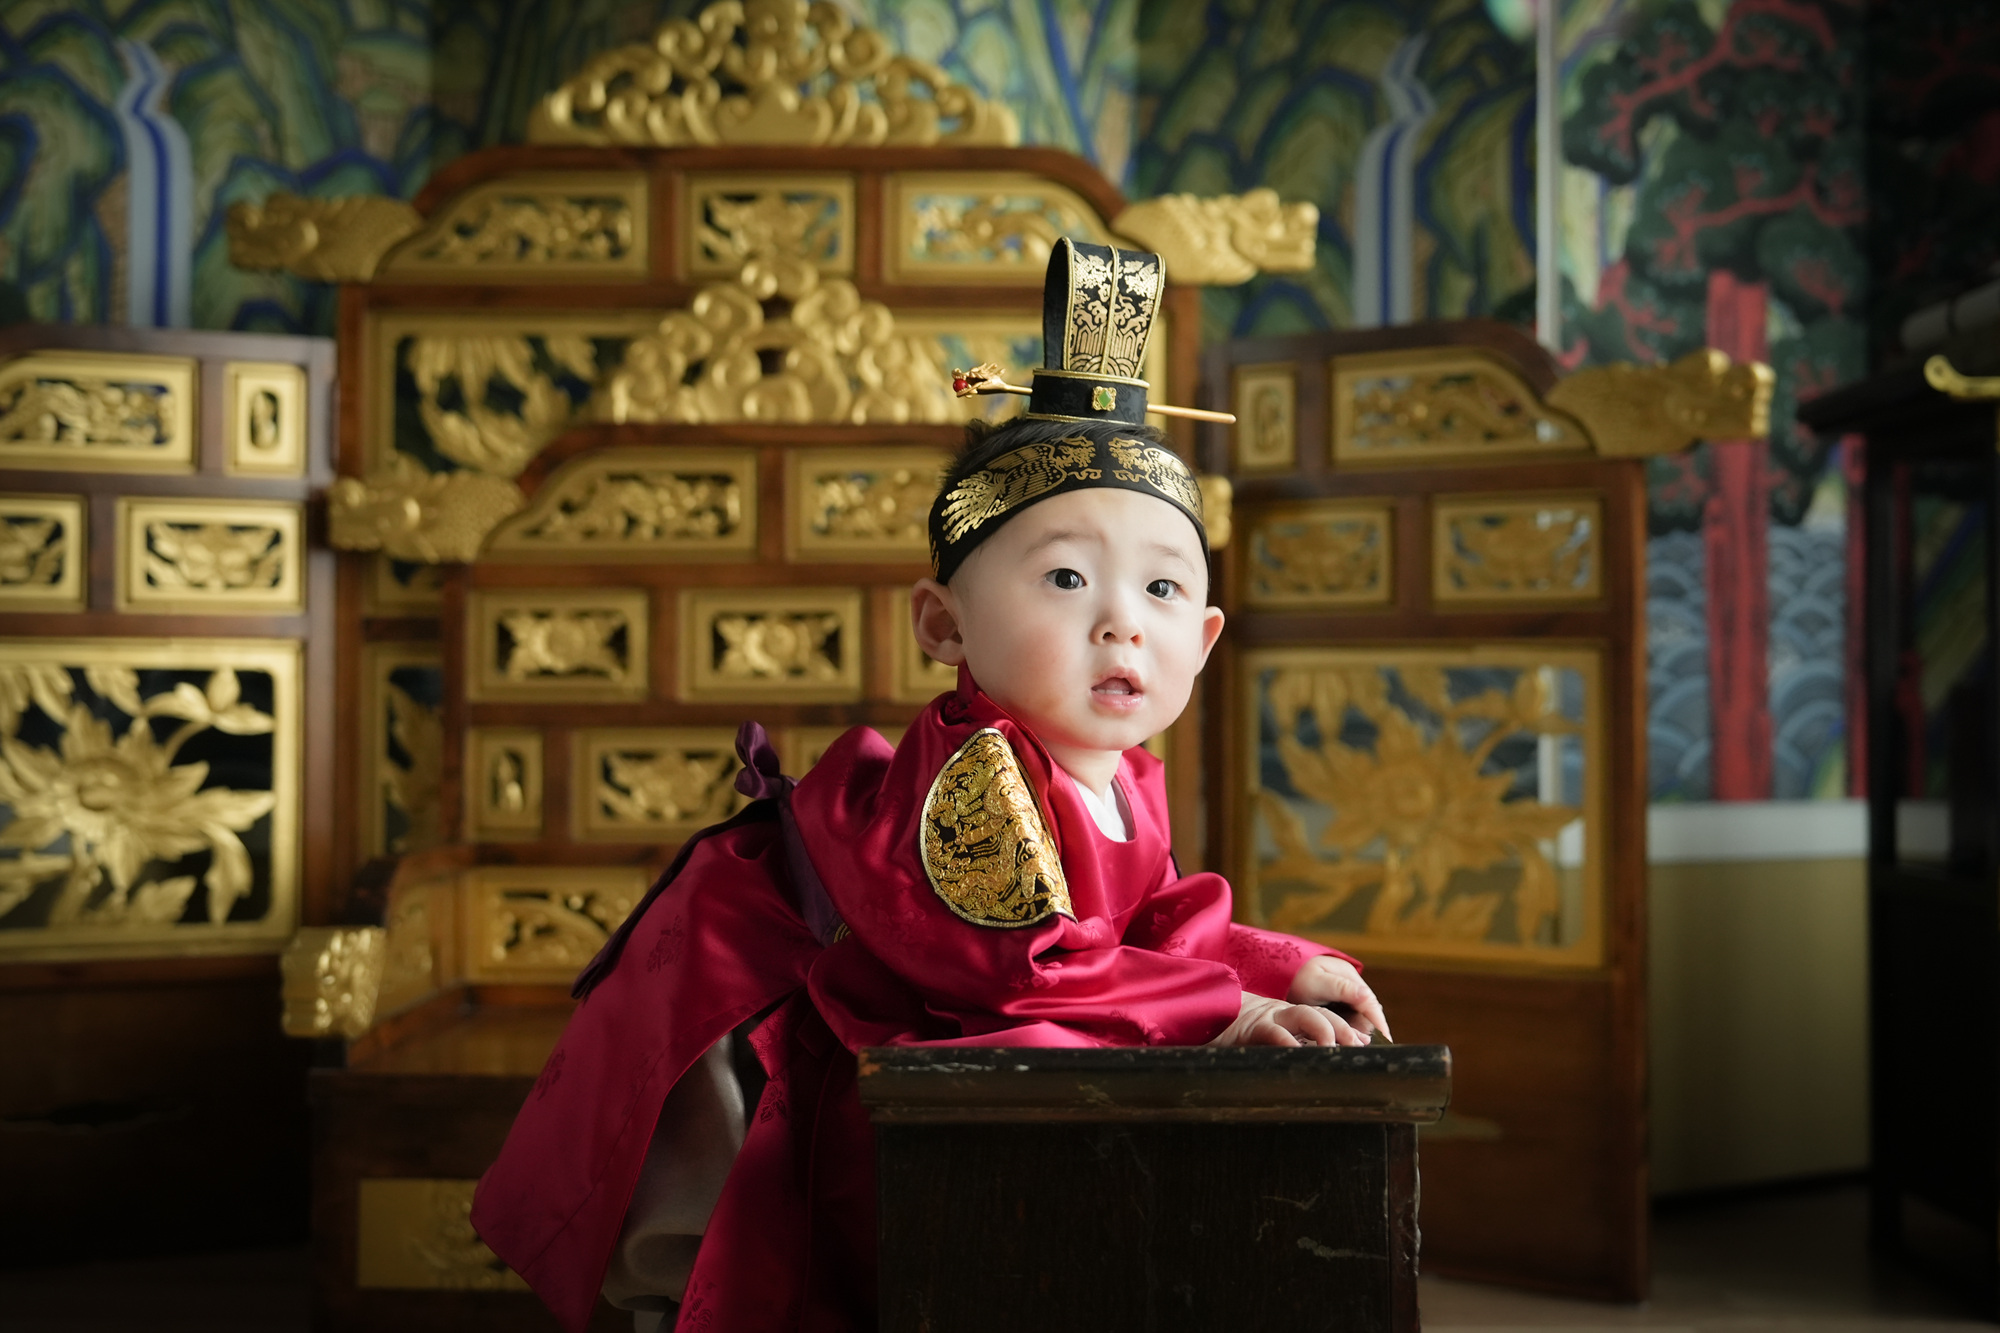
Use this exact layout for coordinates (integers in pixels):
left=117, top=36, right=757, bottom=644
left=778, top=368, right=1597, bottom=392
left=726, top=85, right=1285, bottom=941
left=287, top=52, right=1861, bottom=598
left=920, top=728, right=1073, bottom=928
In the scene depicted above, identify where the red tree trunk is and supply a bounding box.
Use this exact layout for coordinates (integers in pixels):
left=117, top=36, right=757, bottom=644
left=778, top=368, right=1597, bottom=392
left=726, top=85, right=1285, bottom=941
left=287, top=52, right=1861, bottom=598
left=1703, top=270, right=1773, bottom=801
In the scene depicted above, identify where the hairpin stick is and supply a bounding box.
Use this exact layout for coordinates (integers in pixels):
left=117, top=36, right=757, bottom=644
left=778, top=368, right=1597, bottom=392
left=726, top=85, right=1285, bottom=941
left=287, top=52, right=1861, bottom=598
left=951, top=364, right=1030, bottom=398
left=1146, top=403, right=1237, bottom=424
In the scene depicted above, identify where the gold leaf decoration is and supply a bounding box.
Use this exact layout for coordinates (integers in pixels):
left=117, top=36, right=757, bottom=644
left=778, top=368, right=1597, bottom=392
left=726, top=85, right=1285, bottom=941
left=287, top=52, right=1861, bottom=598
left=0, top=352, right=195, bottom=470
left=406, top=334, right=608, bottom=477
left=382, top=681, right=442, bottom=854
left=890, top=174, right=1111, bottom=282
left=462, top=867, right=646, bottom=981
left=502, top=610, right=632, bottom=682
left=0, top=661, right=281, bottom=936
left=280, top=926, right=385, bottom=1038
left=1335, top=349, right=1591, bottom=462
left=920, top=727, right=1071, bottom=928
left=472, top=590, right=650, bottom=702
left=791, top=449, right=944, bottom=557
left=690, top=177, right=853, bottom=285
left=225, top=192, right=423, bottom=282
left=1245, top=505, right=1390, bottom=608
left=1111, top=188, right=1317, bottom=286
left=1249, top=652, right=1596, bottom=963
left=529, top=0, right=1019, bottom=148
left=0, top=497, right=81, bottom=608
left=1434, top=499, right=1601, bottom=603
left=1547, top=349, right=1773, bottom=457
left=328, top=457, right=525, bottom=563
left=576, top=730, right=745, bottom=838
left=395, top=187, right=638, bottom=269
left=716, top=611, right=843, bottom=682
left=486, top=449, right=754, bottom=558
left=682, top=588, right=862, bottom=702
left=598, top=260, right=957, bottom=425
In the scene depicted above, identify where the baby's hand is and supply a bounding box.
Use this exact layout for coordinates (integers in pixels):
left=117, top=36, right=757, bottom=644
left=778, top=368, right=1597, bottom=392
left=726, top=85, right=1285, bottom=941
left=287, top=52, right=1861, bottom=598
left=1286, top=956, right=1392, bottom=1043
left=1206, top=992, right=1372, bottom=1048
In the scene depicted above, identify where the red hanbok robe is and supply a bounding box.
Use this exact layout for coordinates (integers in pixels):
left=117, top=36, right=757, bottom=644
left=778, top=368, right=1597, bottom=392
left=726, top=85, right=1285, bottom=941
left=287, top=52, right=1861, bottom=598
left=471, top=676, right=1353, bottom=1331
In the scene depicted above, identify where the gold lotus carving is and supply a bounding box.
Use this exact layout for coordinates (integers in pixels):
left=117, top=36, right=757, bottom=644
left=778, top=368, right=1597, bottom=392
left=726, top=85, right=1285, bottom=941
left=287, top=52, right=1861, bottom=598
left=329, top=458, right=524, bottom=564
left=575, top=729, right=744, bottom=839
left=682, top=588, right=861, bottom=701
left=504, top=611, right=629, bottom=681
left=473, top=589, right=651, bottom=702
left=463, top=867, right=646, bottom=982
left=689, top=176, right=853, bottom=281
left=118, top=500, right=304, bottom=613
left=384, top=175, right=646, bottom=274
left=0, top=648, right=296, bottom=951
left=1247, top=650, right=1598, bottom=965
left=1334, top=349, right=1591, bottom=463
left=890, top=173, right=1110, bottom=282
left=0, top=496, right=83, bottom=608
left=486, top=449, right=755, bottom=559
left=280, top=926, right=385, bottom=1039
left=1435, top=498, right=1602, bottom=602
left=1112, top=188, right=1317, bottom=286
left=0, top=352, right=195, bottom=471
left=406, top=333, right=611, bottom=478
left=225, top=192, right=422, bottom=282
left=529, top=0, right=1018, bottom=148
left=789, top=448, right=943, bottom=557
left=1548, top=349, right=1774, bottom=456
left=1244, top=505, right=1392, bottom=608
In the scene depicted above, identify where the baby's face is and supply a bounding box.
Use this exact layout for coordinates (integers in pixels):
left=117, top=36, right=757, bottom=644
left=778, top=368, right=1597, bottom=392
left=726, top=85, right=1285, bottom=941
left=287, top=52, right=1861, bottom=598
left=914, top=487, right=1225, bottom=759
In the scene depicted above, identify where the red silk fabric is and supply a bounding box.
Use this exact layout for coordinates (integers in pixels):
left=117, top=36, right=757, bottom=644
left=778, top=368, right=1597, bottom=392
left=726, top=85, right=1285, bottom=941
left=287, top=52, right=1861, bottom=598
left=472, top=679, right=1351, bottom=1331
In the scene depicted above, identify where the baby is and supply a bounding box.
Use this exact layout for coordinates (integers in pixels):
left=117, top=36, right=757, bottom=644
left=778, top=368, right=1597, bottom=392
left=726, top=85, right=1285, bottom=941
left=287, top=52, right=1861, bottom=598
left=473, top=241, right=1388, bottom=1333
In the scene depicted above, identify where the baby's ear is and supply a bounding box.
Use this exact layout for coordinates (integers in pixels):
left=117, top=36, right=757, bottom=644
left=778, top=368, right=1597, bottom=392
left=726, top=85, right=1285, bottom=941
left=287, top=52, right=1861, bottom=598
left=1198, top=605, right=1226, bottom=665
left=910, top=578, right=967, bottom=665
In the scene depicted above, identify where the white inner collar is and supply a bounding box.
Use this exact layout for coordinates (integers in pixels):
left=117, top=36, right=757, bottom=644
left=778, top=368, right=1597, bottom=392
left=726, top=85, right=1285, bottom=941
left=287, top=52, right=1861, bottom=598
left=1068, top=772, right=1132, bottom=842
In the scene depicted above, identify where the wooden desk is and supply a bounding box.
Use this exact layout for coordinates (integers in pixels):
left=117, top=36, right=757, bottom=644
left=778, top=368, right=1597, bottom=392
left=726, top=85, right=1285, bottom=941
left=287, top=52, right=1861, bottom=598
left=860, top=1044, right=1450, bottom=1333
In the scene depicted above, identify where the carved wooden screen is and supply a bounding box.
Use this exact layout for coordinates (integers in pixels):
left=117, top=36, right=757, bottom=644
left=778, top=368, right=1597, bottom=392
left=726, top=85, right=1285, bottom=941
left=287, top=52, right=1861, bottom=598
left=1202, top=323, right=1769, bottom=1300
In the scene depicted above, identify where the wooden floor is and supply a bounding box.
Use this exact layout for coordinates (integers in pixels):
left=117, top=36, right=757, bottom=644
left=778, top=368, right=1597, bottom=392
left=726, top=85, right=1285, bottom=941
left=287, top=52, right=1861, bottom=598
left=0, top=1184, right=1984, bottom=1332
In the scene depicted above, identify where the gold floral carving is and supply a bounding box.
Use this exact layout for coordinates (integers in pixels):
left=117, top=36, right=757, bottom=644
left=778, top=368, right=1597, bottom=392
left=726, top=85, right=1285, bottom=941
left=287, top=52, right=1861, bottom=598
left=0, top=495, right=83, bottom=609
left=280, top=927, right=385, bottom=1039
left=1333, top=349, right=1591, bottom=463
left=225, top=362, right=308, bottom=477
left=466, top=729, right=543, bottom=841
left=1111, top=189, right=1317, bottom=286
left=117, top=499, right=304, bottom=614
left=888, top=173, right=1110, bottom=283
left=329, top=458, right=525, bottom=564
left=461, top=866, right=646, bottom=983
left=355, top=1179, right=528, bottom=1291
left=0, top=352, right=195, bottom=472
left=688, top=175, right=854, bottom=281
left=1234, top=363, right=1297, bottom=470
left=921, top=727, right=1072, bottom=928
left=382, top=174, right=647, bottom=277
left=359, top=645, right=443, bottom=859
left=0, top=641, right=300, bottom=959
left=529, top=0, right=1019, bottom=148
left=574, top=728, right=744, bottom=840
left=472, top=589, right=650, bottom=702
left=1434, top=497, right=1603, bottom=603
left=597, top=260, right=957, bottom=426
left=406, top=333, right=613, bottom=478
left=485, top=449, right=756, bottom=560
left=1547, top=349, right=1774, bottom=457
left=226, top=192, right=422, bottom=282
left=681, top=587, right=862, bottom=702
left=787, top=448, right=943, bottom=558
left=1245, top=648, right=1601, bottom=967
left=1245, top=504, right=1392, bottom=608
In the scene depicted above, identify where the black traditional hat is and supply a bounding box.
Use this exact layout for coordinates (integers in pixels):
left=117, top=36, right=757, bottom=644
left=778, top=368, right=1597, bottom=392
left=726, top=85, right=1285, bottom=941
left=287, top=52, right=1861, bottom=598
left=950, top=238, right=1234, bottom=428
left=930, top=238, right=1231, bottom=584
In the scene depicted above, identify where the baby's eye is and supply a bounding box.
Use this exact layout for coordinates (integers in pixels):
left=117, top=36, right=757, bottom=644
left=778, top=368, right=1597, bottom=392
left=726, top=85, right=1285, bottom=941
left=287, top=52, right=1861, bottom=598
left=1047, top=568, right=1084, bottom=590
left=1146, top=578, right=1179, bottom=599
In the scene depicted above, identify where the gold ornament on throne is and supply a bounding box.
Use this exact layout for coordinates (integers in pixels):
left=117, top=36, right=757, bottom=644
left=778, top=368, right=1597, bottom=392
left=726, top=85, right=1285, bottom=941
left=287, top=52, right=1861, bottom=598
left=528, top=0, right=1019, bottom=148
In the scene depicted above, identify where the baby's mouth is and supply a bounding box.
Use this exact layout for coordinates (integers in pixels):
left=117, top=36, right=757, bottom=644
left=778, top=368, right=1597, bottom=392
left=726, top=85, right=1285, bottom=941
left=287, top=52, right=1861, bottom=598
left=1092, top=674, right=1142, bottom=700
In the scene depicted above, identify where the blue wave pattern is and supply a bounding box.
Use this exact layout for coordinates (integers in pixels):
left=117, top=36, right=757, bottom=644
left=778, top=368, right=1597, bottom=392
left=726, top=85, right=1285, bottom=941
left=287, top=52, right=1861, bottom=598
left=1647, top=529, right=1711, bottom=802
left=1131, top=0, right=1536, bottom=341
left=1768, top=518, right=1847, bottom=799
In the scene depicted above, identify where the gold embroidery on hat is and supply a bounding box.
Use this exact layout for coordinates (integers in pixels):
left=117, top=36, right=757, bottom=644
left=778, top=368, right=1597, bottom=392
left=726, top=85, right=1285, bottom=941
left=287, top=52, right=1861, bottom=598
left=936, top=439, right=1099, bottom=544
left=920, top=728, right=1072, bottom=928
left=1108, top=437, right=1203, bottom=517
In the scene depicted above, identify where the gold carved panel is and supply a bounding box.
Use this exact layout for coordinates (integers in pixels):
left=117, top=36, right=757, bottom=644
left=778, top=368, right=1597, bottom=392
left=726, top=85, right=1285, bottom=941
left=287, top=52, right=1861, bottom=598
left=469, top=588, right=651, bottom=702
left=572, top=728, right=745, bottom=841
left=787, top=448, right=945, bottom=561
left=1241, top=646, right=1602, bottom=969
left=466, top=728, right=543, bottom=842
left=484, top=448, right=756, bottom=561
left=0, top=494, right=85, bottom=610
left=356, top=1179, right=528, bottom=1290
left=0, top=351, right=196, bottom=472
left=1331, top=348, right=1589, bottom=465
left=461, top=864, right=646, bottom=984
left=366, top=555, right=446, bottom=616
left=1433, top=495, right=1604, bottom=605
left=885, top=172, right=1110, bottom=284
left=359, top=644, right=443, bottom=859
left=0, top=637, right=301, bottom=961
left=380, top=172, right=648, bottom=280
left=890, top=604, right=956, bottom=704
left=116, top=498, right=305, bottom=614
left=1243, top=502, right=1393, bottom=609
left=224, top=362, right=307, bottom=477
left=680, top=587, right=863, bottom=703
left=685, top=174, right=854, bottom=279
left=1234, top=363, right=1297, bottom=471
